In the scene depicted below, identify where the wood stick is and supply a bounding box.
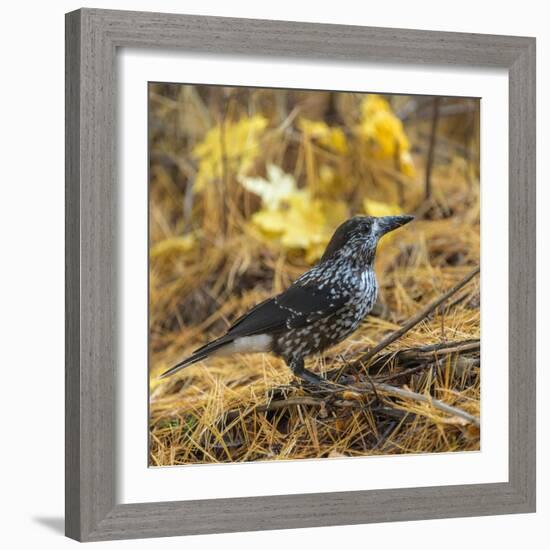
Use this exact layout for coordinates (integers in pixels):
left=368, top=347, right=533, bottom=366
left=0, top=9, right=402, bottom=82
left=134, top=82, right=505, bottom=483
left=371, top=340, right=480, bottom=372
left=314, top=380, right=480, bottom=427
left=324, top=339, right=479, bottom=380
left=256, top=382, right=479, bottom=428
left=401, top=339, right=479, bottom=355
left=378, top=356, right=479, bottom=383
left=379, top=363, right=437, bottom=383
left=374, top=382, right=480, bottom=427
left=356, top=266, right=480, bottom=366
left=256, top=396, right=323, bottom=412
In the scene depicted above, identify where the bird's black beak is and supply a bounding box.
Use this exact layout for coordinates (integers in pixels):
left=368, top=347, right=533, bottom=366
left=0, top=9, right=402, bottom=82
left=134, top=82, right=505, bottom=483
left=375, top=215, right=414, bottom=237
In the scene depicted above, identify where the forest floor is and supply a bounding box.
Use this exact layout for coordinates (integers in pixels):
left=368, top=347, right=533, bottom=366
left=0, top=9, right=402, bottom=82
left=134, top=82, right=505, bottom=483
left=148, top=85, right=481, bottom=466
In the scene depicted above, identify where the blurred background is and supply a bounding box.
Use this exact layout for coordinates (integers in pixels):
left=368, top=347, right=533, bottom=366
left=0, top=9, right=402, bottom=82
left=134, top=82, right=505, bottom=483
left=148, top=84, right=480, bottom=466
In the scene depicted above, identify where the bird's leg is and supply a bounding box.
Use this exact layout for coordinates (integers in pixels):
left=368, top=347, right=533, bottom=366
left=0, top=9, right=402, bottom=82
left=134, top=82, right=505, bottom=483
left=334, top=354, right=356, bottom=385
left=288, top=356, right=324, bottom=386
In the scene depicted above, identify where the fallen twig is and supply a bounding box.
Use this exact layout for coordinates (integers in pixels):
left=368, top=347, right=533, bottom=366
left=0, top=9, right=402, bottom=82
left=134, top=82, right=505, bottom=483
left=256, top=378, right=479, bottom=428
left=316, top=380, right=480, bottom=427
left=379, top=362, right=437, bottom=383
left=374, top=382, right=480, bottom=427
left=355, top=266, right=480, bottom=366
left=398, top=339, right=480, bottom=356
left=378, top=351, right=480, bottom=383
left=326, top=338, right=479, bottom=379
left=256, top=395, right=324, bottom=412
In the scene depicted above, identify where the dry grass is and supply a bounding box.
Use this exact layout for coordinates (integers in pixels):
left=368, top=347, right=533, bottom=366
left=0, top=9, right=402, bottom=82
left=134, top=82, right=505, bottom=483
left=148, top=84, right=480, bottom=466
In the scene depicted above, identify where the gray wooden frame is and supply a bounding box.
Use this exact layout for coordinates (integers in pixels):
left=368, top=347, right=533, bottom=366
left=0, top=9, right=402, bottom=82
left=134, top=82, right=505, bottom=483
left=65, top=8, right=536, bottom=542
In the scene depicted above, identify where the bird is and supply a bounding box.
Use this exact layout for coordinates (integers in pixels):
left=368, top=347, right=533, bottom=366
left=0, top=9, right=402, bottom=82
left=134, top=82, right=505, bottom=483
left=159, top=214, right=414, bottom=385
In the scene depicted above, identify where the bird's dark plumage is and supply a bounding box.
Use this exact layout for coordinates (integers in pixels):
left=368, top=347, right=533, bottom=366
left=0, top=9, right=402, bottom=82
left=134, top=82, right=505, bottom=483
left=159, top=215, right=414, bottom=383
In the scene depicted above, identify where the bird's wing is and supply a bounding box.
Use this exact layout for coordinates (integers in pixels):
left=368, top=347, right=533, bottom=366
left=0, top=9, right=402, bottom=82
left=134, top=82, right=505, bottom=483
left=223, top=283, right=347, bottom=340
left=162, top=284, right=345, bottom=379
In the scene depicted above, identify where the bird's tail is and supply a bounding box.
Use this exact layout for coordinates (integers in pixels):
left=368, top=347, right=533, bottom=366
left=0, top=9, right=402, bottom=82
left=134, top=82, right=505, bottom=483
left=157, top=337, right=232, bottom=379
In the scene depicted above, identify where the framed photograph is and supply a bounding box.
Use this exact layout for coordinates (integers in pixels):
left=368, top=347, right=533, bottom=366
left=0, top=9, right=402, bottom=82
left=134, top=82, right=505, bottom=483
left=65, top=8, right=536, bottom=542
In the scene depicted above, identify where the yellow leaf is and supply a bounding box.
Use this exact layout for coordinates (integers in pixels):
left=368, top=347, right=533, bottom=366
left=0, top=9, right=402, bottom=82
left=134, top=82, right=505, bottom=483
left=317, top=165, right=351, bottom=197
left=319, top=164, right=336, bottom=187
left=325, top=127, right=349, bottom=155
left=192, top=115, right=268, bottom=191
left=239, top=164, right=297, bottom=210
left=251, top=208, right=289, bottom=236
left=360, top=94, right=392, bottom=118
left=356, top=95, right=415, bottom=176
left=150, top=234, right=196, bottom=259
left=279, top=194, right=327, bottom=249
left=298, top=118, right=328, bottom=138
left=399, top=150, right=415, bottom=177
left=251, top=190, right=348, bottom=264
left=298, top=118, right=349, bottom=154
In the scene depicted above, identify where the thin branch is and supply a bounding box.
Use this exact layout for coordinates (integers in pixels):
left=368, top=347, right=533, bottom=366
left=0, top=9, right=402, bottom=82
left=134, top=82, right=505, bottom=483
left=313, top=380, right=479, bottom=426
left=402, top=339, right=479, bottom=355
left=256, top=396, right=324, bottom=412
left=376, top=340, right=479, bottom=369
left=374, top=382, right=480, bottom=427
left=256, top=382, right=479, bottom=427
left=325, top=339, right=479, bottom=380
left=379, top=362, right=437, bottom=383
left=355, top=266, right=480, bottom=366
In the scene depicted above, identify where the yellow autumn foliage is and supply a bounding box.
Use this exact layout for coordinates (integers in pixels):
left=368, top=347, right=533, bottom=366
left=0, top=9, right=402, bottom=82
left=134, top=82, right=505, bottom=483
left=239, top=164, right=298, bottom=210
left=317, top=164, right=351, bottom=197
left=298, top=118, right=349, bottom=154
left=243, top=166, right=349, bottom=263
left=192, top=115, right=268, bottom=191
left=356, top=95, right=415, bottom=177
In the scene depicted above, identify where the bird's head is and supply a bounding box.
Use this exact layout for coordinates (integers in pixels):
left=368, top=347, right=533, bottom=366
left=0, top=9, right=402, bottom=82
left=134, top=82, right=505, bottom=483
left=320, top=215, right=414, bottom=264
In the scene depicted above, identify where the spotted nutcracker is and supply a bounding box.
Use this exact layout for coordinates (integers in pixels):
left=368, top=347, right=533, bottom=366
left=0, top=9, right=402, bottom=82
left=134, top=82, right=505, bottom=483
left=159, top=215, right=414, bottom=384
